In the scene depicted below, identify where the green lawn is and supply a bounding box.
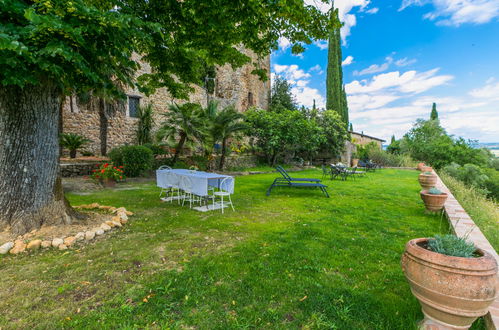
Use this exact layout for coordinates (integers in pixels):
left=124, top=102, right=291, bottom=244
left=2, top=169, right=486, bottom=329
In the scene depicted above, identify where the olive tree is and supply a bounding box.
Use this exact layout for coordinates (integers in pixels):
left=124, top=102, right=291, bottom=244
left=0, top=0, right=335, bottom=234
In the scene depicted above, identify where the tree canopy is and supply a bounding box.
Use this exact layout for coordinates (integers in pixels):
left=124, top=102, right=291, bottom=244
left=1, top=0, right=337, bottom=98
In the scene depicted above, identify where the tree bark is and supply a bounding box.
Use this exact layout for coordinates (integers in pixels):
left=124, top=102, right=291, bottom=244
left=171, top=132, right=186, bottom=166
left=219, top=138, right=227, bottom=170
left=99, top=98, right=108, bottom=156
left=0, top=83, right=74, bottom=235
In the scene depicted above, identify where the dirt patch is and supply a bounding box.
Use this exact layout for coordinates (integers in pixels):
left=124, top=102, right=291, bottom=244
left=0, top=211, right=114, bottom=243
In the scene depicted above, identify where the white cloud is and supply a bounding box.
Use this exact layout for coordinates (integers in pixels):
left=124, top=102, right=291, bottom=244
left=278, top=37, right=291, bottom=51
left=315, top=40, right=329, bottom=50
left=273, top=64, right=311, bottom=82
left=346, top=68, right=453, bottom=95
left=272, top=63, right=325, bottom=108
left=291, top=86, right=326, bottom=108
left=365, top=7, right=379, bottom=14
left=305, top=0, right=377, bottom=44
left=395, top=57, right=417, bottom=67
left=400, top=0, right=499, bottom=26
left=470, top=78, right=499, bottom=100
left=342, top=55, right=354, bottom=66
left=354, top=56, right=393, bottom=76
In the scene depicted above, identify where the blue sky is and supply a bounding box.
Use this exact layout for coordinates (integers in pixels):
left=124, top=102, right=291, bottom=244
left=271, top=0, right=499, bottom=142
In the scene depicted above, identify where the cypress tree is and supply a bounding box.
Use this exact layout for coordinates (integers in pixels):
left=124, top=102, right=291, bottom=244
left=349, top=123, right=353, bottom=131
left=430, top=102, right=439, bottom=120
left=391, top=135, right=396, bottom=144
left=326, top=6, right=349, bottom=127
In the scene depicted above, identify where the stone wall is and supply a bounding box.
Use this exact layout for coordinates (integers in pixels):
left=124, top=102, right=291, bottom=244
left=62, top=50, right=270, bottom=157
left=350, top=131, right=384, bottom=148
left=60, top=161, right=101, bottom=177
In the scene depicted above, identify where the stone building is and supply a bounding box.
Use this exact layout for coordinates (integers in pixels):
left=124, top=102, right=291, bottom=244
left=61, top=50, right=270, bottom=156
left=349, top=131, right=385, bottom=149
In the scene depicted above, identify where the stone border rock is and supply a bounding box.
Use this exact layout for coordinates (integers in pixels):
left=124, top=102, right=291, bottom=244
left=0, top=204, right=133, bottom=255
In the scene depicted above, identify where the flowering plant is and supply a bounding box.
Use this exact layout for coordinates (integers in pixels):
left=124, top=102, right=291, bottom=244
left=91, top=163, right=125, bottom=181
left=189, top=165, right=199, bottom=171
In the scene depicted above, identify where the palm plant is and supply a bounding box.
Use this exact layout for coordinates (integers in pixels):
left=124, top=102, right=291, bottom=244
left=137, top=104, right=154, bottom=145
left=209, top=104, right=247, bottom=170
left=157, top=103, right=206, bottom=166
left=60, top=133, right=91, bottom=158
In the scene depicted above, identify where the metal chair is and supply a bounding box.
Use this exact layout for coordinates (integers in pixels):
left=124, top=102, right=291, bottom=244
left=158, top=165, right=175, bottom=200
left=180, top=176, right=202, bottom=209
left=212, top=177, right=235, bottom=214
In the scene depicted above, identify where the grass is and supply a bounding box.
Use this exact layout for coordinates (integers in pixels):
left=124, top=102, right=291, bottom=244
left=439, top=172, right=499, bottom=251
left=1, top=168, right=486, bottom=329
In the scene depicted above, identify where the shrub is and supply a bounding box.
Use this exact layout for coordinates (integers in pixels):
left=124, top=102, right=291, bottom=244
left=366, top=148, right=417, bottom=167
left=108, top=145, right=153, bottom=177
left=427, top=234, right=476, bottom=258
left=142, top=143, right=166, bottom=156
left=137, top=104, right=154, bottom=145
left=91, top=163, right=125, bottom=181
left=60, top=133, right=91, bottom=158
left=442, top=163, right=490, bottom=196
left=439, top=172, right=499, bottom=249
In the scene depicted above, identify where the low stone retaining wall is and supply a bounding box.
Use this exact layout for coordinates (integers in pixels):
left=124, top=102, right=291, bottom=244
left=60, top=162, right=101, bottom=177
left=435, top=173, right=499, bottom=330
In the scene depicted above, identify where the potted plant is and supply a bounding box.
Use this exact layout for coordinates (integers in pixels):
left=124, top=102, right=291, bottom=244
left=420, top=187, right=447, bottom=212
left=351, top=152, right=359, bottom=167
left=401, top=235, right=498, bottom=329
left=418, top=171, right=437, bottom=190
left=422, top=166, right=433, bottom=172
left=60, top=133, right=91, bottom=158
left=417, top=162, right=425, bottom=171
left=189, top=165, right=199, bottom=173
left=91, top=163, right=125, bottom=187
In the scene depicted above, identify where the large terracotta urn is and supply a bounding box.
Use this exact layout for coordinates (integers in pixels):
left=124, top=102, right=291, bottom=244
left=422, top=166, right=433, bottom=172
left=351, top=158, right=359, bottom=167
left=420, top=190, right=448, bottom=212
left=417, top=163, right=426, bottom=171
left=401, top=238, right=498, bottom=329
left=419, top=173, right=437, bottom=190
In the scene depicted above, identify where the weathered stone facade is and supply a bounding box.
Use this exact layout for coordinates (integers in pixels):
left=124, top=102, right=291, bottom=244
left=350, top=131, right=385, bottom=148
left=61, top=50, right=270, bottom=156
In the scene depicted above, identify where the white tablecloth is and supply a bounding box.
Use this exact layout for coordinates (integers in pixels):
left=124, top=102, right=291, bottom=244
left=156, top=169, right=234, bottom=196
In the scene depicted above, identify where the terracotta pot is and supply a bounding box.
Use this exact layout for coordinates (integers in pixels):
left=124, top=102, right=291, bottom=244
left=351, top=158, right=359, bottom=167
left=101, top=178, right=116, bottom=188
left=417, top=163, right=426, bottom=171
left=420, top=190, right=447, bottom=212
left=422, top=166, right=433, bottom=172
left=401, top=238, right=498, bottom=329
left=418, top=173, right=437, bottom=190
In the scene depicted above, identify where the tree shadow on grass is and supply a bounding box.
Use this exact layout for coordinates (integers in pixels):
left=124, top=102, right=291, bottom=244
left=64, top=220, right=425, bottom=329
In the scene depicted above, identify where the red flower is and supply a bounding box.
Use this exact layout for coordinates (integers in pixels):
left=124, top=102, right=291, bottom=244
left=92, top=169, right=97, bottom=172
left=104, top=163, right=109, bottom=168
left=101, top=169, right=105, bottom=173
left=119, top=166, right=123, bottom=168
left=119, top=176, right=123, bottom=179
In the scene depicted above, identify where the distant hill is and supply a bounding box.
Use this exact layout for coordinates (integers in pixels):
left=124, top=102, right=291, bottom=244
left=475, top=142, right=499, bottom=157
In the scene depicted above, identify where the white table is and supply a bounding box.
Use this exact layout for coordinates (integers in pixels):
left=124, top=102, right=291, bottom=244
left=156, top=169, right=235, bottom=211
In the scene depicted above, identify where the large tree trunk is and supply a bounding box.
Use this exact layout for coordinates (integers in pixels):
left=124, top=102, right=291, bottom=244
left=219, top=138, right=227, bottom=170
left=99, top=98, right=108, bottom=156
left=0, top=83, right=75, bottom=235
left=171, top=132, right=186, bottom=166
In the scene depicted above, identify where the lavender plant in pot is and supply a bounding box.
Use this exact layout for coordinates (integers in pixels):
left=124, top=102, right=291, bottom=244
left=420, top=187, right=448, bottom=212
left=418, top=171, right=437, bottom=190
left=402, top=234, right=498, bottom=329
